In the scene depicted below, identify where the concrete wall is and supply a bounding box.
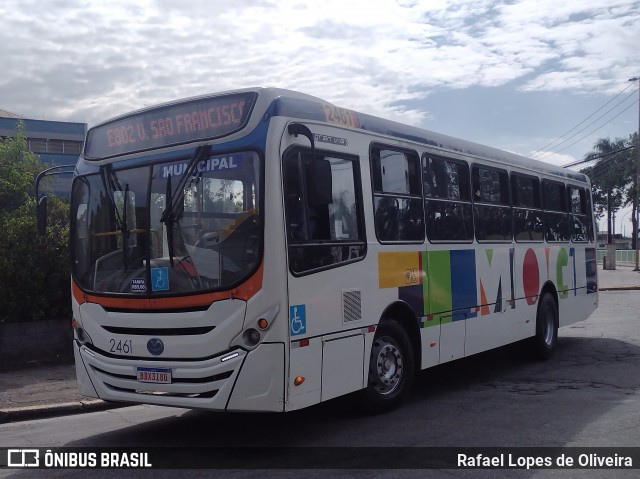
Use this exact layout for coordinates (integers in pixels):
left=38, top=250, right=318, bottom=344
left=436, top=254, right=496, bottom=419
left=0, top=318, right=73, bottom=371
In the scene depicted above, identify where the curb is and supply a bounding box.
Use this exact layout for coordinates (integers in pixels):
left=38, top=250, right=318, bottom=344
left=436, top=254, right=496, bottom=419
left=599, top=286, right=640, bottom=291
left=0, top=400, right=127, bottom=424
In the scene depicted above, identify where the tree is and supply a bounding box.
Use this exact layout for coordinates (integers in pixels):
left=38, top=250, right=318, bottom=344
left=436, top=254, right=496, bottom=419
left=0, top=122, right=39, bottom=212
left=0, top=122, right=71, bottom=322
left=580, top=137, right=631, bottom=244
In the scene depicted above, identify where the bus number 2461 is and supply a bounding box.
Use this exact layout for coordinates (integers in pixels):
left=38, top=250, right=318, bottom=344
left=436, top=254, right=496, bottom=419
left=110, top=338, right=133, bottom=355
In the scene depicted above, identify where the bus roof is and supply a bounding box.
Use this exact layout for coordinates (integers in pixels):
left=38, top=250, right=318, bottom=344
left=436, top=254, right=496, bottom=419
left=86, top=87, right=588, bottom=184
left=263, top=88, right=588, bottom=184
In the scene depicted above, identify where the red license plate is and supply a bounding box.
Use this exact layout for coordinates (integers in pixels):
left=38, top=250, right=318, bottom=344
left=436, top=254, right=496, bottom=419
left=136, top=367, right=172, bottom=384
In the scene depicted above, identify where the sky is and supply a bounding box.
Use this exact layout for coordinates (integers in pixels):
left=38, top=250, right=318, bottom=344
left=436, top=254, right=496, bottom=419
left=1, top=0, right=639, bottom=230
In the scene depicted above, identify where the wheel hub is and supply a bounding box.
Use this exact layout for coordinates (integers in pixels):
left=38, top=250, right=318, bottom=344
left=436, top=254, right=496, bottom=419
left=370, top=337, right=403, bottom=395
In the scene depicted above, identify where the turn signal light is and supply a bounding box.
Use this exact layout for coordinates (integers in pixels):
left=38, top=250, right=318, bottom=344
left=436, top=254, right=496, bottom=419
left=257, top=318, right=269, bottom=330
left=294, top=376, right=305, bottom=386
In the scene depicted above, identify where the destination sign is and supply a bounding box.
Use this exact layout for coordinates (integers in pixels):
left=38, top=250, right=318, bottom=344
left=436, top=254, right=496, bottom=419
left=84, top=92, right=257, bottom=159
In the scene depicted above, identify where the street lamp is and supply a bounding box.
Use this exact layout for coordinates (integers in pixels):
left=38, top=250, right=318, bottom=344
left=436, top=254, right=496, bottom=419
left=630, top=77, right=640, bottom=271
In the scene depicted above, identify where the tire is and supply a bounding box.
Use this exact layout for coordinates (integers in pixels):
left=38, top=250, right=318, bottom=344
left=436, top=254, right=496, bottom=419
left=360, top=320, right=415, bottom=414
left=532, top=293, right=558, bottom=360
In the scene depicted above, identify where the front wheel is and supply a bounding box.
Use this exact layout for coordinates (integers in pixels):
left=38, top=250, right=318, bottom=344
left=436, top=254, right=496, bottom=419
left=532, top=293, right=558, bottom=360
left=359, top=320, right=414, bottom=414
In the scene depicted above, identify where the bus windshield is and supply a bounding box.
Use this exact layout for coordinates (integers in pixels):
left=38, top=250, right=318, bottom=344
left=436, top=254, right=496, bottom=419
left=71, top=151, right=261, bottom=296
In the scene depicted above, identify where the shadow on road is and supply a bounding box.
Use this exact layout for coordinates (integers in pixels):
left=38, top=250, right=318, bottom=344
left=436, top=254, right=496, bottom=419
left=54, top=334, right=640, bottom=449
left=5, top=333, right=639, bottom=478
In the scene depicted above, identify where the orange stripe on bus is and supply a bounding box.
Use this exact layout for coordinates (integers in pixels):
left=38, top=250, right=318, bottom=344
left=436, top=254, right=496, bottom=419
left=72, top=261, right=263, bottom=310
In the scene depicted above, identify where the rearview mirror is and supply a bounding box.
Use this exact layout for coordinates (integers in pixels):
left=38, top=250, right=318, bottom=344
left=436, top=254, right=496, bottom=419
left=37, top=196, right=48, bottom=236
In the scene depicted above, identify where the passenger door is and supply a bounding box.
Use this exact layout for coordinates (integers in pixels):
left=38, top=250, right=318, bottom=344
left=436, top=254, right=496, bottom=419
left=280, top=124, right=369, bottom=409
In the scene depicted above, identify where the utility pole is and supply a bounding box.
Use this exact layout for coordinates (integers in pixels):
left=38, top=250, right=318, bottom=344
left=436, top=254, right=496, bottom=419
left=607, top=188, right=613, bottom=245
left=630, top=77, right=640, bottom=272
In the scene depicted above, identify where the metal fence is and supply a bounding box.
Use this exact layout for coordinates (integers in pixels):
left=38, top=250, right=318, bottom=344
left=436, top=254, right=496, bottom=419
left=596, top=249, right=639, bottom=263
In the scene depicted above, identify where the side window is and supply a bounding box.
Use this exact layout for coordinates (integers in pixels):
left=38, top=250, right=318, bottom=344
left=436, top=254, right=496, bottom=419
left=371, top=146, right=424, bottom=242
left=511, top=173, right=543, bottom=242
left=284, top=149, right=365, bottom=275
left=542, top=180, right=569, bottom=242
left=423, top=154, right=473, bottom=242
left=472, top=165, right=511, bottom=242
left=568, top=185, right=591, bottom=242
left=585, top=188, right=594, bottom=242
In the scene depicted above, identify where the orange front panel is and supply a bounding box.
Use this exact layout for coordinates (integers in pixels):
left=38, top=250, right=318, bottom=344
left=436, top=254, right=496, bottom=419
left=72, top=261, right=263, bottom=309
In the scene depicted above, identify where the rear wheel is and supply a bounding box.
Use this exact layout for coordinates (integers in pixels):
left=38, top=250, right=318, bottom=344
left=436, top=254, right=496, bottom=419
left=532, top=293, right=558, bottom=360
left=360, top=320, right=414, bottom=414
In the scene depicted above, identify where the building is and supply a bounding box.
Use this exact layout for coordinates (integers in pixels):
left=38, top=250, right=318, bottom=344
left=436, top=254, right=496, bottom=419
left=597, top=233, right=633, bottom=250
left=1, top=109, right=87, bottom=195
left=0, top=109, right=86, bottom=166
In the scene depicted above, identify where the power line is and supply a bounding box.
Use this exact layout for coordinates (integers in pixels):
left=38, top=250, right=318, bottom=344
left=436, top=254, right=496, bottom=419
left=583, top=158, right=620, bottom=180
left=532, top=81, right=637, bottom=159
left=535, top=96, right=638, bottom=162
left=578, top=147, right=636, bottom=183
left=563, top=144, right=636, bottom=167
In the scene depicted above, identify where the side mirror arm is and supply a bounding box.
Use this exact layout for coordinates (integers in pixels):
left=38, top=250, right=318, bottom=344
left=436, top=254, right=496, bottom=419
left=288, top=123, right=316, bottom=162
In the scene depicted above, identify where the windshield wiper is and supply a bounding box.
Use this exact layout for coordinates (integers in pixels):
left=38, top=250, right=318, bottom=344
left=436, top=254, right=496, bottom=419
left=122, top=183, right=130, bottom=269
left=162, top=174, right=176, bottom=267
left=160, top=144, right=212, bottom=267
left=99, top=165, right=130, bottom=269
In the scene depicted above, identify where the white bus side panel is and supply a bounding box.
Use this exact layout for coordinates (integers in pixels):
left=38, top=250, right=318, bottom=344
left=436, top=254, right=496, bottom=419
left=285, top=259, right=378, bottom=410
left=227, top=343, right=285, bottom=411
left=377, top=243, right=597, bottom=363
left=288, top=337, right=323, bottom=410
left=321, top=333, right=365, bottom=401
left=439, top=321, right=466, bottom=363
left=420, top=326, right=441, bottom=369
left=466, top=245, right=538, bottom=356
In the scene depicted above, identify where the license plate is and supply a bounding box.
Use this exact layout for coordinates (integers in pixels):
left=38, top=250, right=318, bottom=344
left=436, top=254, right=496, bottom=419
left=136, top=367, right=172, bottom=384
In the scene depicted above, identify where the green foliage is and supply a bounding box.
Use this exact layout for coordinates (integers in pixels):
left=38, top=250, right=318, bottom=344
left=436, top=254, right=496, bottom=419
left=0, top=122, right=71, bottom=323
left=0, top=122, right=40, bottom=213
left=580, top=137, right=631, bottom=221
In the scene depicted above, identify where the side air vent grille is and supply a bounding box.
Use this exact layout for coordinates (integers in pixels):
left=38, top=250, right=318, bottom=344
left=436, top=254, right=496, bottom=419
left=102, top=326, right=214, bottom=336
left=342, top=289, right=362, bottom=324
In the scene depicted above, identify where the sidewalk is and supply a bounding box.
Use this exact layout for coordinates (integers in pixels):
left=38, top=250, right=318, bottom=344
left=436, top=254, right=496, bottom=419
left=597, top=262, right=640, bottom=290
left=0, top=363, right=122, bottom=423
left=1, top=264, right=639, bottom=424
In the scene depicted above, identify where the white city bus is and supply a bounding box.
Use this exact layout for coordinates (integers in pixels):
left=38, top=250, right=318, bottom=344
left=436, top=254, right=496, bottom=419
left=64, top=88, right=597, bottom=413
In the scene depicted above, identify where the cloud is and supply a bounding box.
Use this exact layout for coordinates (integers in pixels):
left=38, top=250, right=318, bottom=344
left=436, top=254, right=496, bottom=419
left=529, top=151, right=577, bottom=167
left=0, top=0, right=638, bottom=143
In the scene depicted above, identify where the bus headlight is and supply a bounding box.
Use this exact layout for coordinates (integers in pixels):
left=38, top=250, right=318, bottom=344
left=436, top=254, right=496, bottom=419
left=73, top=318, right=93, bottom=345
left=243, top=328, right=261, bottom=346
left=76, top=327, right=93, bottom=345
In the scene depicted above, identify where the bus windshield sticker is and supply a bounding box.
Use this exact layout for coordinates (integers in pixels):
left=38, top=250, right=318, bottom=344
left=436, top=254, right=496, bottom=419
left=289, top=304, right=307, bottom=337
left=131, top=278, right=147, bottom=293
left=151, top=267, right=169, bottom=292
left=160, top=154, right=243, bottom=178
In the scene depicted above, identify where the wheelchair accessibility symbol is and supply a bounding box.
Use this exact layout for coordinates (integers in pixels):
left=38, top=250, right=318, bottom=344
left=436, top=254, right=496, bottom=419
left=289, top=304, right=307, bottom=336
left=151, top=267, right=169, bottom=291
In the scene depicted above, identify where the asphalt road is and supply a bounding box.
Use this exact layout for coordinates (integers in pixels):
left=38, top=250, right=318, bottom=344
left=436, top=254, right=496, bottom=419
left=1, top=290, right=639, bottom=478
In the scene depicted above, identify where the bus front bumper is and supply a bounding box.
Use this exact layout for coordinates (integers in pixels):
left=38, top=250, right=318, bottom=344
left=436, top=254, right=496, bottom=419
left=74, top=341, right=284, bottom=412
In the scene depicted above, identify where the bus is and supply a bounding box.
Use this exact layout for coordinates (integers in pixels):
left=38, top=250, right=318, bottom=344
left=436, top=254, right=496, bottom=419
left=50, top=88, right=598, bottom=413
